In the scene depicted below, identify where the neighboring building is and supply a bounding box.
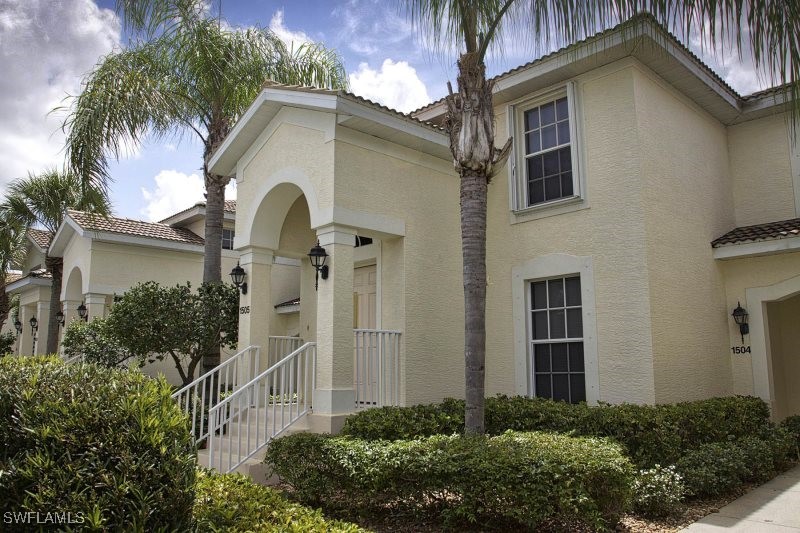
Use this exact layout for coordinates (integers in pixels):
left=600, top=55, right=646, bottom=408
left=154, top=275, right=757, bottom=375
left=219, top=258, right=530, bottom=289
left=205, top=16, right=800, bottom=432
left=5, top=200, right=301, bottom=384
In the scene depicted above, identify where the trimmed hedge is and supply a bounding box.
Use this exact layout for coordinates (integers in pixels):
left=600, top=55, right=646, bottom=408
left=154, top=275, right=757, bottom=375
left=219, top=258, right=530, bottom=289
left=0, top=356, right=196, bottom=530
left=780, top=415, right=800, bottom=453
left=341, top=395, right=774, bottom=467
left=676, top=429, right=795, bottom=497
left=193, top=469, right=365, bottom=532
left=266, top=431, right=634, bottom=531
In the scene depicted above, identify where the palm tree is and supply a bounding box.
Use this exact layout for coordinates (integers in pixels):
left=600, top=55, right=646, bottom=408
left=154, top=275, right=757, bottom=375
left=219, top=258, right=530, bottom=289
left=62, top=3, right=347, bottom=287
left=0, top=217, right=26, bottom=331
left=0, top=170, right=109, bottom=354
left=404, top=1, right=799, bottom=434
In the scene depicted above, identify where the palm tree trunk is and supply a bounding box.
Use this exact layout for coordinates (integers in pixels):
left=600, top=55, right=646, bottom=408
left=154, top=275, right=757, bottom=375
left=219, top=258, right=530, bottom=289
left=203, top=176, right=225, bottom=284
left=45, top=255, right=63, bottom=354
left=202, top=116, right=231, bottom=372
left=447, top=53, right=510, bottom=435
left=461, top=168, right=487, bottom=435
left=0, top=279, right=9, bottom=331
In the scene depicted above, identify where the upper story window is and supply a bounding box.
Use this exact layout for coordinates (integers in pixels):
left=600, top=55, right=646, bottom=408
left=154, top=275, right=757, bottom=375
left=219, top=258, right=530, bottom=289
left=510, top=83, right=583, bottom=213
left=222, top=228, right=235, bottom=250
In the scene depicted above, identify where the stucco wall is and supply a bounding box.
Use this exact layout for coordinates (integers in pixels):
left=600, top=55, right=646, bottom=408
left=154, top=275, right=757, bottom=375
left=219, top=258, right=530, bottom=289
left=728, top=114, right=796, bottom=226
left=633, top=66, right=735, bottom=403
left=718, top=251, right=800, bottom=396
left=332, top=130, right=462, bottom=405
left=484, top=63, right=658, bottom=405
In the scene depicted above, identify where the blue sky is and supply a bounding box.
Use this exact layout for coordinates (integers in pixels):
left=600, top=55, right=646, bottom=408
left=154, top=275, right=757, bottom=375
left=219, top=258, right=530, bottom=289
left=0, top=1, right=768, bottom=222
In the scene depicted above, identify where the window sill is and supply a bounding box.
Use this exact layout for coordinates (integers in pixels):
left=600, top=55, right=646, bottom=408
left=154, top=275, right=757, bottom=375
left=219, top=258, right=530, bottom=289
left=509, top=195, right=588, bottom=225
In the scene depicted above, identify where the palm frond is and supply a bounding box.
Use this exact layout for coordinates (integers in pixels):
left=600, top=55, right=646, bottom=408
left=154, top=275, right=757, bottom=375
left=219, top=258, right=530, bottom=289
left=404, top=0, right=799, bottom=121
left=0, top=169, right=110, bottom=236
left=61, top=41, right=189, bottom=189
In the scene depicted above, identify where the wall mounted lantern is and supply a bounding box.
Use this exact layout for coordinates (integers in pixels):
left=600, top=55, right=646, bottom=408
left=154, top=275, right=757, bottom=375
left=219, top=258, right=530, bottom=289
left=29, top=316, right=38, bottom=337
left=56, top=310, right=65, bottom=327
left=731, top=301, right=749, bottom=344
left=77, top=303, right=88, bottom=322
left=308, top=240, right=329, bottom=290
left=14, top=319, right=22, bottom=336
left=230, top=262, right=248, bottom=294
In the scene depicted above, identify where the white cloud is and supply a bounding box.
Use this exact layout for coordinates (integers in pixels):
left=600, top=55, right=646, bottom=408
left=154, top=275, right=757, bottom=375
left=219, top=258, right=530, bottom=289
left=269, top=9, right=311, bottom=49
left=141, top=170, right=205, bottom=221
left=0, top=0, right=121, bottom=192
left=141, top=170, right=238, bottom=222
left=349, top=59, right=431, bottom=113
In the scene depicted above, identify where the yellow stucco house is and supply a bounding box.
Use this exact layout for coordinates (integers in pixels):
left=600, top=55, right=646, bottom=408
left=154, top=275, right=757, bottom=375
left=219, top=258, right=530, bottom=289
left=5, top=200, right=302, bottom=384
left=199, top=17, right=800, bottom=434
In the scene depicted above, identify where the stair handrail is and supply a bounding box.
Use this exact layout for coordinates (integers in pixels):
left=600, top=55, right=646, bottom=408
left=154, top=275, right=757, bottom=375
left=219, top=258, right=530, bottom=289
left=207, top=342, right=316, bottom=473
left=172, top=345, right=260, bottom=445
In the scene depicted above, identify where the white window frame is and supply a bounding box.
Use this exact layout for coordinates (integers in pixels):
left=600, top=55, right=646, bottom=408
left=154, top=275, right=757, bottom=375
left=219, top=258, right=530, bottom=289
left=222, top=228, right=235, bottom=250
left=507, top=82, right=586, bottom=218
left=527, top=275, right=586, bottom=402
left=512, top=254, right=600, bottom=404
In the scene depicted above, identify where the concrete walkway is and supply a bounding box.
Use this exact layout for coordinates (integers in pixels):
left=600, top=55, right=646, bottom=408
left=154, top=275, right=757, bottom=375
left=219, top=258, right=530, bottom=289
left=682, top=465, right=800, bottom=532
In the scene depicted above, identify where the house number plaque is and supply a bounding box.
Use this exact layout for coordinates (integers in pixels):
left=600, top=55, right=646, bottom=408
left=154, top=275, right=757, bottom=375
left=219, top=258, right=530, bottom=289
left=239, top=306, right=250, bottom=315
left=730, top=346, right=751, bottom=354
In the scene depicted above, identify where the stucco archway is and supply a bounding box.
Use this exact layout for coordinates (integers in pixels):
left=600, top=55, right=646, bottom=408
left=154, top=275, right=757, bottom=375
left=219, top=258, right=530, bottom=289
left=237, top=169, right=323, bottom=252
left=63, top=266, right=84, bottom=302
left=746, top=273, right=800, bottom=419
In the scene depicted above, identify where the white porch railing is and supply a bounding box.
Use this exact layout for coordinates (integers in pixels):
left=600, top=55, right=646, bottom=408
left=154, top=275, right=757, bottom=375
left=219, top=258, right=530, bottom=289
left=267, top=336, right=303, bottom=368
left=354, top=329, right=401, bottom=409
left=171, top=345, right=259, bottom=445
left=207, top=342, right=316, bottom=473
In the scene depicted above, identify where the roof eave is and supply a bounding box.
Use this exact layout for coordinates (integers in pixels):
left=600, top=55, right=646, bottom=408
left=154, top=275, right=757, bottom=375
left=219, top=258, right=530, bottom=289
left=48, top=216, right=83, bottom=258
left=209, top=89, right=451, bottom=177
left=5, top=276, right=52, bottom=294
left=209, top=90, right=339, bottom=177
left=713, top=235, right=800, bottom=260
left=413, top=20, right=773, bottom=126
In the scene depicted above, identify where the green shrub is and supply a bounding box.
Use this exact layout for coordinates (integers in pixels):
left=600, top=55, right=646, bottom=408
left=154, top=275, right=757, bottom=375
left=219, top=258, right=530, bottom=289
left=676, top=441, right=749, bottom=497
left=193, top=469, right=365, bottom=532
left=631, top=465, right=685, bottom=518
left=780, top=415, right=800, bottom=456
left=266, top=431, right=633, bottom=531
left=0, top=356, right=196, bottom=530
left=341, top=395, right=774, bottom=468
left=675, top=429, right=793, bottom=498
left=0, top=331, right=15, bottom=356
left=340, top=397, right=465, bottom=440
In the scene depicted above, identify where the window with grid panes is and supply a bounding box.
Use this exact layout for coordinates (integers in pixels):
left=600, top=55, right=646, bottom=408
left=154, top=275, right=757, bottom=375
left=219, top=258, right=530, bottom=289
left=529, top=275, right=585, bottom=403
left=523, top=96, right=574, bottom=206
left=222, top=228, right=235, bottom=250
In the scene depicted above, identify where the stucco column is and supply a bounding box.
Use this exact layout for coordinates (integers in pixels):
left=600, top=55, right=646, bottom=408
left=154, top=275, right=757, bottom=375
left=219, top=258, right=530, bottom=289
left=84, top=293, right=107, bottom=321
left=34, top=300, right=50, bottom=355
left=312, top=226, right=355, bottom=423
left=236, top=246, right=273, bottom=373
left=18, top=305, right=34, bottom=356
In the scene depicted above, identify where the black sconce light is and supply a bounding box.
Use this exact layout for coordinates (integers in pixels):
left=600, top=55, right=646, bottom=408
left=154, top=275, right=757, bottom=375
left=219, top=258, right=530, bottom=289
left=77, top=303, right=88, bottom=322
left=29, top=316, right=38, bottom=336
left=307, top=240, right=329, bottom=291
left=56, top=310, right=65, bottom=327
left=230, top=262, right=248, bottom=294
left=732, top=301, right=749, bottom=344
left=14, top=319, right=22, bottom=336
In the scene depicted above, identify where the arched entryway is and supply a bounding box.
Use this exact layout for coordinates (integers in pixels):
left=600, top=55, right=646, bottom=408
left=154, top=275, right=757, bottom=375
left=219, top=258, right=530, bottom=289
left=747, top=274, right=800, bottom=420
